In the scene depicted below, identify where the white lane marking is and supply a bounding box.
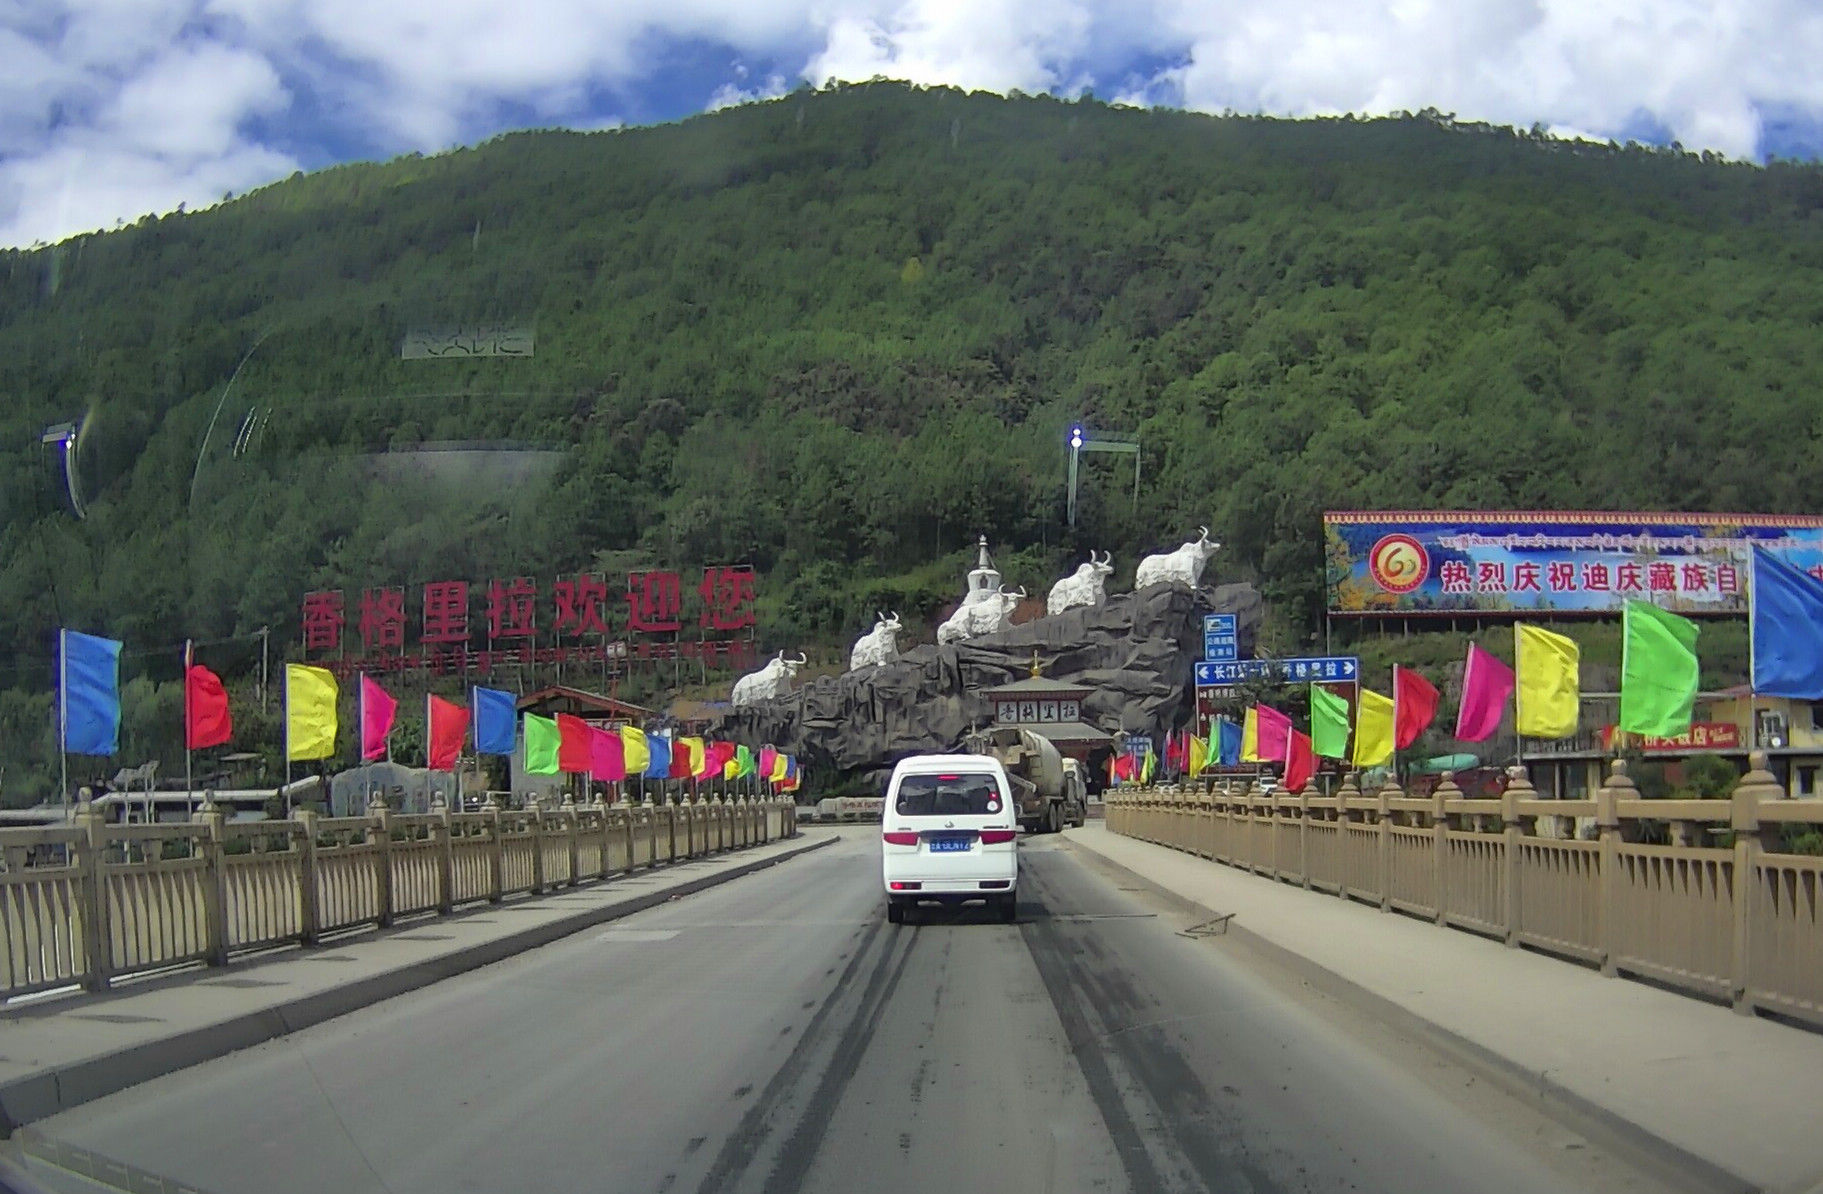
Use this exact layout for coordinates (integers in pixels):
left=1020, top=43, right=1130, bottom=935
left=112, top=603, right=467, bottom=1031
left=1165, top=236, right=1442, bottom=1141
left=593, top=930, right=681, bottom=943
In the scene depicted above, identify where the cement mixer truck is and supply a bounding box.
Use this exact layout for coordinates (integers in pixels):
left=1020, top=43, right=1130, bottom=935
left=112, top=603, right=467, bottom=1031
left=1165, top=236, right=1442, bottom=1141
left=964, top=726, right=1088, bottom=835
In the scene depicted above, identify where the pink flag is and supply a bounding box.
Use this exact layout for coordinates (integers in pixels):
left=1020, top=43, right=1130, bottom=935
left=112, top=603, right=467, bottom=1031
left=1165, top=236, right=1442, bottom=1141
left=1254, top=704, right=1293, bottom=763
left=590, top=725, right=626, bottom=782
left=360, top=674, right=397, bottom=762
left=1455, top=643, right=1515, bottom=742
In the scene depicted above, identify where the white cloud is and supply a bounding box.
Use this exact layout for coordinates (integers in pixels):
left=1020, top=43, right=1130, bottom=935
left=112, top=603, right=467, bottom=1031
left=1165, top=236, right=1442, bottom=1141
left=4, top=0, right=1823, bottom=247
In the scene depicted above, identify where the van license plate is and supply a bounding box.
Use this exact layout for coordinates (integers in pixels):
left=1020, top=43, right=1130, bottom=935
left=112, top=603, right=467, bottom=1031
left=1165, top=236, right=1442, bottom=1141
left=928, top=836, right=972, bottom=853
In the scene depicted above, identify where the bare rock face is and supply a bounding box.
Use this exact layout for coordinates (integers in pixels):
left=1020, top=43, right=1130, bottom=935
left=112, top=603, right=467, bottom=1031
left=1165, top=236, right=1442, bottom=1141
left=710, top=582, right=1264, bottom=777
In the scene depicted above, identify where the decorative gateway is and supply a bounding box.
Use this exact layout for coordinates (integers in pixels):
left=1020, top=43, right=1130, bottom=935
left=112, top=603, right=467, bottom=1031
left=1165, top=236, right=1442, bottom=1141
left=731, top=651, right=807, bottom=706
left=1134, top=527, right=1219, bottom=590
left=1047, top=551, right=1114, bottom=615
left=849, top=612, right=904, bottom=671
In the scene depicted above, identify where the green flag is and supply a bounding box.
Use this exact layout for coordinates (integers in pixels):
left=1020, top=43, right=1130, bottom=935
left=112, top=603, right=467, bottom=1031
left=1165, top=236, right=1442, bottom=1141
left=1620, top=600, right=1700, bottom=737
left=1310, top=684, right=1351, bottom=759
left=523, top=713, right=561, bottom=775
left=735, top=744, right=756, bottom=778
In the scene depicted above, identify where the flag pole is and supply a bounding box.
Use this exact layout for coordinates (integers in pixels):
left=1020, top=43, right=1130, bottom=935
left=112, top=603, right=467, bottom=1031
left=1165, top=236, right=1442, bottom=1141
left=283, top=666, right=293, bottom=819
left=58, top=629, right=70, bottom=813
left=1747, top=549, right=1760, bottom=762
left=184, top=640, right=195, bottom=819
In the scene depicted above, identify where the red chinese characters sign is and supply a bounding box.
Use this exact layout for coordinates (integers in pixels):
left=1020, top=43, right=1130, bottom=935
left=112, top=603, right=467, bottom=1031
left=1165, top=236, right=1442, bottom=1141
left=299, top=567, right=758, bottom=677
left=1600, top=723, right=1743, bottom=753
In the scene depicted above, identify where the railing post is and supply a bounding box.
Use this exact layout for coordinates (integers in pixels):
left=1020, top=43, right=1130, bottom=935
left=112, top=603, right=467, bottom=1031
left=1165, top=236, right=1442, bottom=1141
left=1336, top=773, right=1360, bottom=899
left=432, top=794, right=454, bottom=914
left=295, top=808, right=320, bottom=945
left=487, top=796, right=505, bottom=902
left=197, top=794, right=228, bottom=966
left=1298, top=785, right=1311, bottom=889
left=1375, top=779, right=1393, bottom=911
left=1501, top=767, right=1528, bottom=947
left=1431, top=774, right=1458, bottom=926
left=73, top=796, right=112, bottom=992
left=561, top=796, right=580, bottom=886
left=641, top=800, right=658, bottom=868
left=608, top=798, right=623, bottom=874
left=1595, top=760, right=1630, bottom=977
left=1730, top=752, right=1779, bottom=1016
left=368, top=793, right=394, bottom=928
left=528, top=804, right=546, bottom=895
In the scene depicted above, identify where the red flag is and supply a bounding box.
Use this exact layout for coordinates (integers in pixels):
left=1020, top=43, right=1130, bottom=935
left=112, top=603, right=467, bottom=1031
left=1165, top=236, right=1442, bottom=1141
left=1283, top=730, right=1314, bottom=794
left=1112, top=753, right=1134, bottom=781
left=427, top=696, right=468, bottom=771
left=359, top=674, right=397, bottom=762
left=1393, top=666, right=1440, bottom=750
left=1165, top=731, right=1187, bottom=771
left=185, top=664, right=232, bottom=750
left=556, top=714, right=592, bottom=773
left=669, top=738, right=696, bottom=779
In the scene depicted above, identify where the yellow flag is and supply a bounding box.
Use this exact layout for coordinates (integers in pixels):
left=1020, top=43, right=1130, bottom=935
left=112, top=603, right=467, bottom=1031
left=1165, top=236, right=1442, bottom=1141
left=1241, top=707, right=1260, bottom=762
left=285, top=664, right=339, bottom=761
left=1516, top=624, right=1580, bottom=738
left=1188, top=735, right=1208, bottom=777
left=619, top=725, right=650, bottom=775
left=1352, top=688, right=1395, bottom=768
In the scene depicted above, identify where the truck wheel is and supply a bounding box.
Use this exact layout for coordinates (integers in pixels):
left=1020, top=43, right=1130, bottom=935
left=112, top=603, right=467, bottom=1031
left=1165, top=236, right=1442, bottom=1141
left=1047, top=804, right=1062, bottom=835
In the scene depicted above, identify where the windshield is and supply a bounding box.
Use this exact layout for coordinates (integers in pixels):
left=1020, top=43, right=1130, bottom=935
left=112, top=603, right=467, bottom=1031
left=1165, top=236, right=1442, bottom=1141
left=893, top=774, right=1003, bottom=818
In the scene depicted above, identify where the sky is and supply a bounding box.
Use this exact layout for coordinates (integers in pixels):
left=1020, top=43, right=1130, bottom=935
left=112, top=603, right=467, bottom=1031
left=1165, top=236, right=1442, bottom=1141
left=6, top=0, right=1823, bottom=248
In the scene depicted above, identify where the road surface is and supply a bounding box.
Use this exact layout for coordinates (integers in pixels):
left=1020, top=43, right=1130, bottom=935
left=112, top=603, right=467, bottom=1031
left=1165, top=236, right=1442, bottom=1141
left=16, top=830, right=1674, bottom=1194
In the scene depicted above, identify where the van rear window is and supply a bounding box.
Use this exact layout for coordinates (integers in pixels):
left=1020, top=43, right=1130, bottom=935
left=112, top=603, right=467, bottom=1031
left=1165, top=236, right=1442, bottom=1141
left=894, top=773, right=1002, bottom=817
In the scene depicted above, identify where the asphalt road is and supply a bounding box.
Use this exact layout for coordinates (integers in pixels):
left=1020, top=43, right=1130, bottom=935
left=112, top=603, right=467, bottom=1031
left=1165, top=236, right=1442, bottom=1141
left=18, top=829, right=1674, bottom=1194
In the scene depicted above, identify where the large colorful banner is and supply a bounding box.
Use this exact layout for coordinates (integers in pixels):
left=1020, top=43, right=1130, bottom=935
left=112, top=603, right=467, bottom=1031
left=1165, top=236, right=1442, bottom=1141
left=1325, top=511, right=1823, bottom=617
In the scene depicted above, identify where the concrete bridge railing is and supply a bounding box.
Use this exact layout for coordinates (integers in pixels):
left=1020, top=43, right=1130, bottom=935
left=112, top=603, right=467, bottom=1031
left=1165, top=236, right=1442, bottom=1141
left=0, top=795, right=797, bottom=1000
left=1106, top=754, right=1822, bottom=1029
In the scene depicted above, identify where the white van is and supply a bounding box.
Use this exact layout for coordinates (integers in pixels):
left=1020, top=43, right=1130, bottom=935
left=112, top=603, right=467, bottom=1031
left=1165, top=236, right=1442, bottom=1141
left=880, top=754, right=1019, bottom=924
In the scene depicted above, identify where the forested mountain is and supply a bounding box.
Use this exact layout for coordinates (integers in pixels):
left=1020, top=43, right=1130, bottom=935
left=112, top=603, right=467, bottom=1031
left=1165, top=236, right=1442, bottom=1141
left=3, top=82, right=1822, bottom=802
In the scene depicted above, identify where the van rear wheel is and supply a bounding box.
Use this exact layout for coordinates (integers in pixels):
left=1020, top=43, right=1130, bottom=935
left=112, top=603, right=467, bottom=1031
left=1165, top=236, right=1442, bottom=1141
left=998, top=893, right=1017, bottom=923
left=887, top=897, right=904, bottom=924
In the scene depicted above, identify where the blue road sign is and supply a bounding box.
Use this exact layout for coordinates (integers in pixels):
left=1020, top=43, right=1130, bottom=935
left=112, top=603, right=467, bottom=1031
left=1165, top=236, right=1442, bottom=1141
left=1194, top=657, right=1360, bottom=686
left=1203, top=613, right=1238, bottom=662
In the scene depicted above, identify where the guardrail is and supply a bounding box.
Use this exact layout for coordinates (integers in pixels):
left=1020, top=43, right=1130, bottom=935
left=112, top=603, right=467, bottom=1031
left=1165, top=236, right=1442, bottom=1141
left=1, top=794, right=796, bottom=1000
left=1105, top=753, right=1822, bottom=1029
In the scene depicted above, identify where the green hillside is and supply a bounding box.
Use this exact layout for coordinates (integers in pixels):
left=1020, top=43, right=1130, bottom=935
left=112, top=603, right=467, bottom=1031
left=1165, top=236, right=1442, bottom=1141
left=4, top=82, right=1823, bottom=802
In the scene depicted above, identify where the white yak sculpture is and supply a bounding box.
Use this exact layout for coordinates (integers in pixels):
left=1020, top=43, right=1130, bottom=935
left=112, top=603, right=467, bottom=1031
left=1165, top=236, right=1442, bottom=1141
left=1047, top=551, right=1113, bottom=616
left=849, top=612, right=904, bottom=671
left=731, top=651, right=807, bottom=705
left=1134, top=527, right=1219, bottom=590
left=936, top=586, right=1024, bottom=645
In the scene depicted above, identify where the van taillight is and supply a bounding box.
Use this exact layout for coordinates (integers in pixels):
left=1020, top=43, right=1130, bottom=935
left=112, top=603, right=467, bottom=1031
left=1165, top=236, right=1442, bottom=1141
left=979, top=830, right=1017, bottom=844
left=883, top=831, right=920, bottom=846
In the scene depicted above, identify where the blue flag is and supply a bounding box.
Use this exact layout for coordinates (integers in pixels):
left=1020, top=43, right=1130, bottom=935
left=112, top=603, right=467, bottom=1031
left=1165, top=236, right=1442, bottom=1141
left=471, top=686, right=517, bottom=755
left=61, top=630, right=121, bottom=755
left=1216, top=717, right=1242, bottom=767
left=646, top=731, right=672, bottom=780
left=1752, top=549, right=1823, bottom=699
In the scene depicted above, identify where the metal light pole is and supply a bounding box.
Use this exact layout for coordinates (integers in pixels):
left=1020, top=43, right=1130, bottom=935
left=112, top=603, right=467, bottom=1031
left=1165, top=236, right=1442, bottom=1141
left=1065, top=423, right=1141, bottom=529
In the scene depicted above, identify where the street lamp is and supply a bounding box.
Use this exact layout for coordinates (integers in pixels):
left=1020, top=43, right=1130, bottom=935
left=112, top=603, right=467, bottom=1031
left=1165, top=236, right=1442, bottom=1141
left=1065, top=423, right=1140, bottom=528
left=39, top=419, right=86, bottom=519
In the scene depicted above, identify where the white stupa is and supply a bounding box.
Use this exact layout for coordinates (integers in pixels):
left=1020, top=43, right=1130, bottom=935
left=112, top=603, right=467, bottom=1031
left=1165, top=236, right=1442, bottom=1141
left=964, top=535, right=1001, bottom=604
